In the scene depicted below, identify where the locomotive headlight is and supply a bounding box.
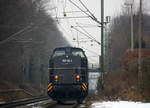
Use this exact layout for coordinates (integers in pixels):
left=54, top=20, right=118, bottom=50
left=75, top=75, right=81, bottom=79
left=54, top=75, right=59, bottom=79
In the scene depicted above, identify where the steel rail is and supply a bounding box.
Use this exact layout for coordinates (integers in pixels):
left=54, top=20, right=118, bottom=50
left=72, top=103, right=80, bottom=108
left=0, top=96, right=49, bottom=108
left=47, top=102, right=81, bottom=108
left=48, top=67, right=87, bottom=70
left=0, top=89, right=34, bottom=97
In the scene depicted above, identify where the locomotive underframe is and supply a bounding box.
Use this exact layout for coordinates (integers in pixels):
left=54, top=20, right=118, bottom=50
left=48, top=84, right=88, bottom=101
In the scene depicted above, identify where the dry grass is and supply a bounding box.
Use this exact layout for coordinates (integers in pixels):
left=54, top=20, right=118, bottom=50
left=97, top=69, right=149, bottom=102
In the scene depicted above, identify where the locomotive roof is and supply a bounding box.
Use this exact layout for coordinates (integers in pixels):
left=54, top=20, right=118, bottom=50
left=54, top=47, right=84, bottom=51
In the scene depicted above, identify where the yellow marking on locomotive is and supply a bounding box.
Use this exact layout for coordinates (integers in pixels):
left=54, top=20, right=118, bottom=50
left=48, top=86, right=53, bottom=91
left=83, top=83, right=87, bottom=89
left=48, top=83, right=52, bottom=88
left=82, top=85, right=86, bottom=91
left=47, top=83, right=53, bottom=91
left=82, top=83, right=87, bottom=91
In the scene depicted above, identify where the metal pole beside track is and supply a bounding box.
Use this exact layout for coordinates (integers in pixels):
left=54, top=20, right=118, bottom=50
left=138, top=0, right=142, bottom=88
left=101, top=0, right=104, bottom=89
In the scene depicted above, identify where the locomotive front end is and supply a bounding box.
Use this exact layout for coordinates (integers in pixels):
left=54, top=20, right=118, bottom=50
left=47, top=47, right=88, bottom=103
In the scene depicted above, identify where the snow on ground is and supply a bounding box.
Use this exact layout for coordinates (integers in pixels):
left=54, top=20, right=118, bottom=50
left=91, top=101, right=150, bottom=108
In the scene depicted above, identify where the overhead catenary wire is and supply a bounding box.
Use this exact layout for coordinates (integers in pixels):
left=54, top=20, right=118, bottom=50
left=0, top=25, right=32, bottom=45
left=76, top=22, right=101, bottom=27
left=68, top=0, right=94, bottom=21
left=62, top=0, right=75, bottom=39
left=73, top=25, right=100, bottom=28
left=77, top=23, right=101, bottom=45
left=78, top=0, right=99, bottom=22
left=68, top=0, right=101, bottom=25
left=56, top=16, right=90, bottom=19
left=55, top=0, right=101, bottom=47
left=53, top=0, right=83, bottom=45
left=0, top=25, right=30, bottom=29
left=64, top=10, right=88, bottom=13
left=71, top=26, right=93, bottom=40
left=72, top=39, right=93, bottom=43
left=69, top=0, right=81, bottom=47
left=71, top=26, right=101, bottom=45
left=65, top=17, right=75, bottom=40
left=0, top=17, right=58, bottom=45
left=53, top=0, right=100, bottom=64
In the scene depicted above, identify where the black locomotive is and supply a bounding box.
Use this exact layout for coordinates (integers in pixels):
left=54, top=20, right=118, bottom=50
left=47, top=47, right=88, bottom=103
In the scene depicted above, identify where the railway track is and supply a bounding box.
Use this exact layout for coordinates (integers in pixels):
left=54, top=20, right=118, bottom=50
left=0, top=96, right=50, bottom=108
left=0, top=96, right=86, bottom=108
left=45, top=102, right=85, bottom=108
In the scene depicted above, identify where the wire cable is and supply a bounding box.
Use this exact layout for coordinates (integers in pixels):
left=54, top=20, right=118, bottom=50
left=77, top=23, right=101, bottom=45
left=0, top=16, right=58, bottom=45
left=71, top=26, right=101, bottom=45
left=0, top=25, right=32, bottom=45
left=69, top=0, right=81, bottom=46
left=68, top=0, right=93, bottom=20
left=68, top=0, right=101, bottom=25
left=78, top=0, right=98, bottom=21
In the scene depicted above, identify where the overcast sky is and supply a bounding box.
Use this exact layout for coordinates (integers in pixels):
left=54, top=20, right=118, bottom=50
left=48, top=0, right=148, bottom=66
left=48, top=0, right=125, bottom=66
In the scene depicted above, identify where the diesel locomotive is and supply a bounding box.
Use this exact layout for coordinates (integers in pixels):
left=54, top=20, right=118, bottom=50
left=47, top=47, right=88, bottom=103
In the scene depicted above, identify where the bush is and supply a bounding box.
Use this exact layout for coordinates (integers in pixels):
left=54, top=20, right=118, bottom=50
left=97, top=57, right=150, bottom=101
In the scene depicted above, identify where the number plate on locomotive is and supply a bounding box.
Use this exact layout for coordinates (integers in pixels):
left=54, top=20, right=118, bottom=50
left=62, top=59, right=73, bottom=63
